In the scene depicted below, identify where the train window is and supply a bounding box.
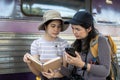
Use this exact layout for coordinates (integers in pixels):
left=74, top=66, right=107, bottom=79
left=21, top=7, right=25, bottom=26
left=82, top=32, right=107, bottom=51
left=0, top=0, right=23, bottom=19
left=0, top=0, right=15, bottom=19
left=21, top=0, right=86, bottom=18
left=92, top=0, right=120, bottom=24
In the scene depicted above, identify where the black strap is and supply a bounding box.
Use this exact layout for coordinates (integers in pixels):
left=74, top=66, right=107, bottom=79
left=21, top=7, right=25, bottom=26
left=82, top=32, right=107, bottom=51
left=82, top=53, right=88, bottom=76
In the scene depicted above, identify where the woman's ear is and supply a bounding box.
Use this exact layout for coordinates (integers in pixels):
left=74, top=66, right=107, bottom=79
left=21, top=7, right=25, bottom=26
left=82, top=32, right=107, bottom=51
left=87, top=27, right=92, bottom=32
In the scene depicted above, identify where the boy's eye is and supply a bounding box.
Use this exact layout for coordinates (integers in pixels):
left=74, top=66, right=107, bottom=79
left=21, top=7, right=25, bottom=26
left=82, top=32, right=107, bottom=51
left=57, top=25, right=62, bottom=28
left=51, top=24, right=61, bottom=28
left=51, top=24, right=56, bottom=27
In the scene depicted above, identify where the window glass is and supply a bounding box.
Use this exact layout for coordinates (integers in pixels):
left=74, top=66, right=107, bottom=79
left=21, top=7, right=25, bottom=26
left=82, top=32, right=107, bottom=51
left=0, top=0, right=23, bottom=19
left=92, top=0, right=120, bottom=24
left=21, top=0, right=86, bottom=18
left=0, top=0, right=14, bottom=18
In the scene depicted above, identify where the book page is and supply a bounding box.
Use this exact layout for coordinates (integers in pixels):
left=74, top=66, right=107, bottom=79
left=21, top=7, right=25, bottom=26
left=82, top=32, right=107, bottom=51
left=28, top=55, right=43, bottom=71
left=28, top=54, right=62, bottom=72
left=43, top=57, right=62, bottom=72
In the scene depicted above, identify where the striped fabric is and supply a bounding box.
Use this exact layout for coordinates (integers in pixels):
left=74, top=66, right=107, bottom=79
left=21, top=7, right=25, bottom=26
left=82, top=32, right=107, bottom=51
left=31, top=37, right=69, bottom=62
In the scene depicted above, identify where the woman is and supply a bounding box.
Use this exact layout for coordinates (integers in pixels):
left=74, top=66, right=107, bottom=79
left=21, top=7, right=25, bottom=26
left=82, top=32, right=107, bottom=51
left=42, top=11, right=111, bottom=80
left=23, top=10, right=69, bottom=80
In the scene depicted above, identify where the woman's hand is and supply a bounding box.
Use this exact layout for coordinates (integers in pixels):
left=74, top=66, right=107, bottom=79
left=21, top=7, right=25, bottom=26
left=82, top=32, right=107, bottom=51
left=42, top=69, right=55, bottom=79
left=65, top=51, right=85, bottom=68
left=23, top=53, right=31, bottom=64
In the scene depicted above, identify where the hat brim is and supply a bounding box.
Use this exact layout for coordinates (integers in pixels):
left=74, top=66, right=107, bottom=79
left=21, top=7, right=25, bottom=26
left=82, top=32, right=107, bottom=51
left=38, top=19, right=68, bottom=32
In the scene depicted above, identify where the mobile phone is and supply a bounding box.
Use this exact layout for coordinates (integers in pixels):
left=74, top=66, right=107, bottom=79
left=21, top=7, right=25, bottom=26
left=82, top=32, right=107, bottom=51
left=65, top=47, right=76, bottom=57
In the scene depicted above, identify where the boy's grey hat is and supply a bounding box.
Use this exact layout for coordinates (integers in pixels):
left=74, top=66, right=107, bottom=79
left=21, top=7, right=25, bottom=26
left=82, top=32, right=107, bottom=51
left=38, top=10, right=68, bottom=32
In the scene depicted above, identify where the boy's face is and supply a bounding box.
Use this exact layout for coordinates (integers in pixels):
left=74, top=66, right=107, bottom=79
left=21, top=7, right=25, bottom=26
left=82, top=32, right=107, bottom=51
left=45, top=20, right=62, bottom=38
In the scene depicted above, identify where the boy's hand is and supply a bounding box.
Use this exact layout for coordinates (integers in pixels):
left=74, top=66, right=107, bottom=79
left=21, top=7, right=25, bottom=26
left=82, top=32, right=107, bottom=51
left=42, top=69, right=55, bottom=79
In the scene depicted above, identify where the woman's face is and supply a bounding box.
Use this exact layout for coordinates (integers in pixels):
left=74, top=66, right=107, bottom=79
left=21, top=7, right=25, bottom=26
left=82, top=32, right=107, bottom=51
left=71, top=24, right=91, bottom=39
left=45, top=20, right=62, bottom=38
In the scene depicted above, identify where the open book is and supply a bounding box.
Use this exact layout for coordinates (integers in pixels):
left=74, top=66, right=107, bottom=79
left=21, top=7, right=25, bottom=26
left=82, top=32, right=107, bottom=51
left=28, top=55, right=62, bottom=72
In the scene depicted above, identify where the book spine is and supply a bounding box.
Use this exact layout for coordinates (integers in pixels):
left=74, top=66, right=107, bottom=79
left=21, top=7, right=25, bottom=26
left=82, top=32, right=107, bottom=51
left=42, top=63, right=44, bottom=71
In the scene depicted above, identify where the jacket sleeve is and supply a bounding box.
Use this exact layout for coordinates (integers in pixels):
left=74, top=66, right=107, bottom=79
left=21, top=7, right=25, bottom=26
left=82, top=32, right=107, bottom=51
left=89, top=35, right=111, bottom=77
left=59, top=65, right=74, bottom=78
